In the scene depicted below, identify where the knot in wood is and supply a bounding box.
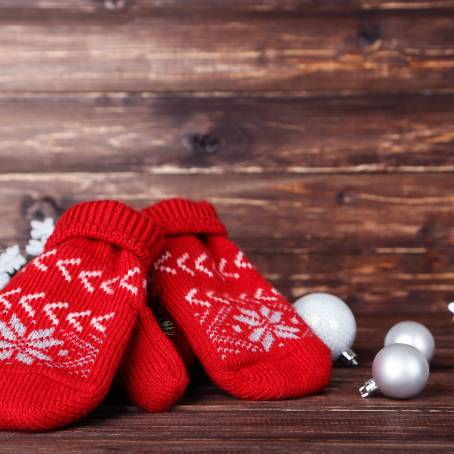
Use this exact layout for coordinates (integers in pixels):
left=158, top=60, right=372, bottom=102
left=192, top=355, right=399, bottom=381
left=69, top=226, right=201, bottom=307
left=357, top=27, right=381, bottom=48
left=187, top=133, right=221, bottom=156
left=21, top=195, right=62, bottom=221
left=336, top=190, right=356, bottom=205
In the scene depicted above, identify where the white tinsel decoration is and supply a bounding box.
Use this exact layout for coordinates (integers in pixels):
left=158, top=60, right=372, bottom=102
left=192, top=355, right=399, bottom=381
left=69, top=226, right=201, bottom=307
left=26, top=218, right=55, bottom=256
left=0, top=273, right=10, bottom=289
left=0, top=217, right=55, bottom=291
left=0, top=245, right=26, bottom=275
left=25, top=238, right=47, bottom=257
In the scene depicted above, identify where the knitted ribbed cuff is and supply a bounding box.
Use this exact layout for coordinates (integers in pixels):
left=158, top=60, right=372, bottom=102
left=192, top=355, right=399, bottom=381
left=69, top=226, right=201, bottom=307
left=46, top=200, right=163, bottom=267
left=143, top=198, right=227, bottom=236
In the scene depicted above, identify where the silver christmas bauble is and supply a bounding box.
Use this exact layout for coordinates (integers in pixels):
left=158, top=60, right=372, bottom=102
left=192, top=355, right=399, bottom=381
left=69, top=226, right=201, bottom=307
left=384, top=321, right=435, bottom=362
left=360, top=344, right=429, bottom=399
left=293, top=293, right=357, bottom=365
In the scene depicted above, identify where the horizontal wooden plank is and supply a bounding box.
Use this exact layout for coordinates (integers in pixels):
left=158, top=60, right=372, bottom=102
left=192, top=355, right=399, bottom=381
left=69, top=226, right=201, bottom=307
left=2, top=0, right=454, bottom=15
left=3, top=241, right=454, bottom=313
left=3, top=0, right=454, bottom=20
left=1, top=173, right=454, bottom=312
left=1, top=172, right=454, bottom=251
left=0, top=12, right=453, bottom=93
left=1, top=93, right=454, bottom=173
left=3, top=244, right=454, bottom=313
left=0, top=439, right=450, bottom=454
left=256, top=251, right=454, bottom=313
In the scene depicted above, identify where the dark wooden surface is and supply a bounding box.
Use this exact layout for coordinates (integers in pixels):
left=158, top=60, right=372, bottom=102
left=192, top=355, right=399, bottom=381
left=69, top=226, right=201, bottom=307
left=0, top=5, right=454, bottom=93
left=0, top=314, right=451, bottom=453
left=1, top=0, right=454, bottom=451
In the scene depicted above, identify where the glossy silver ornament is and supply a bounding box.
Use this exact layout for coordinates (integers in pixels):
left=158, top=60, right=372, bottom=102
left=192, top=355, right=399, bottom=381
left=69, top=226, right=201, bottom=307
left=384, top=321, right=435, bottom=362
left=359, top=344, right=429, bottom=399
left=293, top=292, right=358, bottom=366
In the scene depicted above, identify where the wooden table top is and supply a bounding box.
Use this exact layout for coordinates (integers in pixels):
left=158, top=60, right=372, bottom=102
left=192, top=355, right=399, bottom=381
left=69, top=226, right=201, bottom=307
left=0, top=313, right=450, bottom=453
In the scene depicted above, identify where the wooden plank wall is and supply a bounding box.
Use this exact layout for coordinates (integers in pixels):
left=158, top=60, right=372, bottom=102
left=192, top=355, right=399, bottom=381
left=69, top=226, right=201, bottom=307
left=1, top=0, right=454, bottom=313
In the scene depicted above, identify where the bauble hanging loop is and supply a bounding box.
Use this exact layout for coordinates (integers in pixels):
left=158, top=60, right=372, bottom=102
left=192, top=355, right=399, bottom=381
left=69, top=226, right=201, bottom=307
left=293, top=292, right=358, bottom=366
left=359, top=344, right=429, bottom=399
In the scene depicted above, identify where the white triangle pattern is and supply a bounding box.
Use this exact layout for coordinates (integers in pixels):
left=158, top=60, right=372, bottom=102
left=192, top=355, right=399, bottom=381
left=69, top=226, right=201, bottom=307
left=119, top=267, right=140, bottom=295
left=32, top=251, right=141, bottom=297
left=100, top=277, right=120, bottom=295
left=66, top=310, right=91, bottom=332
left=78, top=271, right=102, bottom=293
left=0, top=288, right=21, bottom=312
left=56, top=258, right=81, bottom=282
left=90, top=313, right=115, bottom=333
left=43, top=302, right=69, bottom=326
left=32, top=249, right=57, bottom=272
left=19, top=292, right=45, bottom=318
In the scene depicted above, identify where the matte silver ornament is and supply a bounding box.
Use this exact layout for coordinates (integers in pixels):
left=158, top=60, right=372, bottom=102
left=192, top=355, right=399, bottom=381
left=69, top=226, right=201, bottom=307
left=359, top=344, right=429, bottom=399
left=384, top=321, right=435, bottom=362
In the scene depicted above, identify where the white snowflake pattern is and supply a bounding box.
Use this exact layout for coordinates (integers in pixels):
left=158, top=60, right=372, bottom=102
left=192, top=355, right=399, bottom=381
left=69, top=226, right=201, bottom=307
left=0, top=313, right=63, bottom=365
left=233, top=305, right=300, bottom=352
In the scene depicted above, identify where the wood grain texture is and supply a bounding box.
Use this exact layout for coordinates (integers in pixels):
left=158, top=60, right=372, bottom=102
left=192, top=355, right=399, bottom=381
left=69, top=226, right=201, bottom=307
left=0, top=0, right=453, bottom=450
left=1, top=93, right=454, bottom=174
left=2, top=172, right=454, bottom=250
left=2, top=172, right=454, bottom=313
left=3, top=0, right=454, bottom=14
left=0, top=314, right=451, bottom=453
left=0, top=11, right=453, bottom=93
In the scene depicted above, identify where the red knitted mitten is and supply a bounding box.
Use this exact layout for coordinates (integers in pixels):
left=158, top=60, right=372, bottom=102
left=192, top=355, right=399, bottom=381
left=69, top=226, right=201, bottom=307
left=0, top=201, right=162, bottom=431
left=154, top=303, right=196, bottom=368
left=126, top=199, right=332, bottom=402
left=120, top=301, right=189, bottom=412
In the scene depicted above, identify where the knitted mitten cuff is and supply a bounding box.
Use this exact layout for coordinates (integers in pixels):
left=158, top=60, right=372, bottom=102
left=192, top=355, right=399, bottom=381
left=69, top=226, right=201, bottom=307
left=46, top=200, right=163, bottom=268
left=143, top=198, right=227, bottom=236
